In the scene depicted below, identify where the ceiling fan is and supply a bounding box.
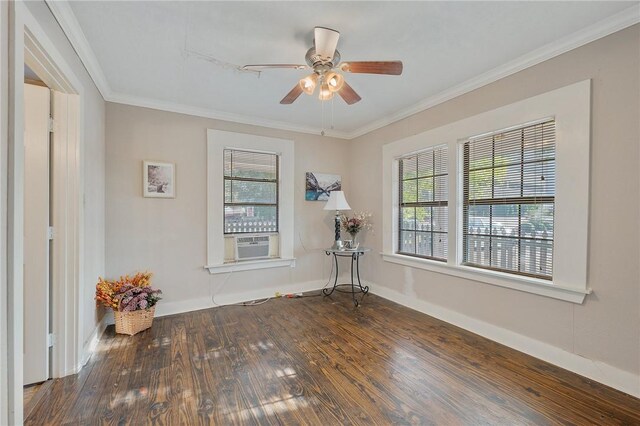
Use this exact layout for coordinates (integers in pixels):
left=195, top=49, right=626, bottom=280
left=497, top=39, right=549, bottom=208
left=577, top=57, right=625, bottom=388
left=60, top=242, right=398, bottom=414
left=241, top=27, right=403, bottom=105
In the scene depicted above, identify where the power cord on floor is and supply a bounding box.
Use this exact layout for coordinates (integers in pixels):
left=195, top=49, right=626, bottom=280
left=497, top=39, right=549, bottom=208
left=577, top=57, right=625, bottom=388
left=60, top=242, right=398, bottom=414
left=209, top=267, right=271, bottom=307
left=209, top=269, right=232, bottom=307
left=237, top=297, right=271, bottom=306
left=209, top=233, right=336, bottom=306
left=286, top=254, right=335, bottom=299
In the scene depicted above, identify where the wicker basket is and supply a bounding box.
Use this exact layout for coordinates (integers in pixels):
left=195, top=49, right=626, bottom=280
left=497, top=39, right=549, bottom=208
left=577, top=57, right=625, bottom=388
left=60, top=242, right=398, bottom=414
left=114, top=306, right=155, bottom=335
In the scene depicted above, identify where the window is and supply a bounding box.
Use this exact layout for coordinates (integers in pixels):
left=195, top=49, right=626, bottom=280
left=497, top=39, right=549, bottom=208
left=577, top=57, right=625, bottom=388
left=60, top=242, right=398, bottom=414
left=207, top=129, right=295, bottom=273
left=398, top=145, right=448, bottom=261
left=382, top=81, right=591, bottom=303
left=462, top=120, right=555, bottom=279
left=223, top=149, right=278, bottom=234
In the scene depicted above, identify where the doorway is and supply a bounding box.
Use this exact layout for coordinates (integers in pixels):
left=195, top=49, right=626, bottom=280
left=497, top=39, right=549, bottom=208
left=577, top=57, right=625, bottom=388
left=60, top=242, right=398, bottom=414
left=20, top=28, right=83, bottom=380
left=5, top=4, right=85, bottom=423
left=23, top=75, right=52, bottom=386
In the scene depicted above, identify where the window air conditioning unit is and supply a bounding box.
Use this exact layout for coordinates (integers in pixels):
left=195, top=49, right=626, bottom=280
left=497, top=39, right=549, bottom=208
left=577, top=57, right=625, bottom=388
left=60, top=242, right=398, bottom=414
left=235, top=235, right=271, bottom=261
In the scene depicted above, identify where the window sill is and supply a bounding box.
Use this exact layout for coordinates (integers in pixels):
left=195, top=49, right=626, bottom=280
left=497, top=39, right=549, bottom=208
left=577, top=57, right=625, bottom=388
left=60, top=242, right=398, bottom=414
left=381, top=253, right=591, bottom=304
left=205, top=257, right=296, bottom=274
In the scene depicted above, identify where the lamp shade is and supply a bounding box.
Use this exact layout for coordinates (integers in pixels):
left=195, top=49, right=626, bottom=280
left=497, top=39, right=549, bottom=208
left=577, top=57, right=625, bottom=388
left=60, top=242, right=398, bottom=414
left=323, top=191, right=351, bottom=211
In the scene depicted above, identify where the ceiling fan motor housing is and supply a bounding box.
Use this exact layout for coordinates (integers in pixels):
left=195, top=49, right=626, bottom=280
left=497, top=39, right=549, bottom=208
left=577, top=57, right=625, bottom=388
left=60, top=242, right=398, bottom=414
left=305, top=47, right=341, bottom=70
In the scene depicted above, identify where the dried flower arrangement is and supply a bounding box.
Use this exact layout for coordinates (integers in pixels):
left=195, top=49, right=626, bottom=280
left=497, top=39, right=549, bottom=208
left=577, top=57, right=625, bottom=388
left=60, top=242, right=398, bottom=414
left=96, top=272, right=162, bottom=335
left=340, top=211, right=373, bottom=239
left=95, top=272, right=161, bottom=312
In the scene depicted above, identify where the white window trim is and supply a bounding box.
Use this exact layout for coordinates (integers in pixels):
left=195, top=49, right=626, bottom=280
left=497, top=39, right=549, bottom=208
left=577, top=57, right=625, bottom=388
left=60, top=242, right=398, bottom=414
left=206, top=129, right=295, bottom=274
left=382, top=80, right=592, bottom=303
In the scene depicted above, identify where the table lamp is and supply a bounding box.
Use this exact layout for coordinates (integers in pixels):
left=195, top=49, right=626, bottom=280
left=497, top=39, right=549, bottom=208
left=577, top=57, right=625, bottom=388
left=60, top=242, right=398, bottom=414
left=324, top=190, right=351, bottom=250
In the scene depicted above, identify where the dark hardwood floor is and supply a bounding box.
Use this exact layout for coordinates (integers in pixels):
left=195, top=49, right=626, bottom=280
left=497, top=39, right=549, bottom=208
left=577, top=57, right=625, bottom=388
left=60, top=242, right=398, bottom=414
left=23, top=380, right=52, bottom=419
left=26, top=292, right=640, bottom=425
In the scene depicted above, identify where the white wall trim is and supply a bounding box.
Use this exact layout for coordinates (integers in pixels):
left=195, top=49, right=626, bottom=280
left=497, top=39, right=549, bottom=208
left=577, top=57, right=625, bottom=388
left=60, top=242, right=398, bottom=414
left=19, top=7, right=86, bottom=379
left=161, top=279, right=326, bottom=315
left=7, top=6, right=26, bottom=421
left=57, top=279, right=640, bottom=401
left=45, top=1, right=640, bottom=140
left=44, top=0, right=111, bottom=99
left=8, top=3, right=87, bottom=423
left=107, top=93, right=352, bottom=140
left=77, top=314, right=109, bottom=373
left=367, top=283, right=640, bottom=398
left=100, top=280, right=328, bottom=322
left=206, top=257, right=296, bottom=274
left=0, top=1, right=9, bottom=424
left=348, top=4, right=639, bottom=139
left=206, top=129, right=295, bottom=270
left=382, top=81, right=591, bottom=303
left=381, top=254, right=590, bottom=304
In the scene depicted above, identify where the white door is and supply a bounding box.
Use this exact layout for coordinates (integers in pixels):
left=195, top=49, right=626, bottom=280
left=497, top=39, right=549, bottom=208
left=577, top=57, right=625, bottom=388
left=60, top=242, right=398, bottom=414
left=23, top=83, right=51, bottom=385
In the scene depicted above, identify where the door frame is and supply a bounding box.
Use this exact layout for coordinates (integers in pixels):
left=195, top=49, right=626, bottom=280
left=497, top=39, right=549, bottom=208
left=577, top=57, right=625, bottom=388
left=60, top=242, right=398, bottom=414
left=6, top=2, right=85, bottom=424
left=0, top=1, right=9, bottom=425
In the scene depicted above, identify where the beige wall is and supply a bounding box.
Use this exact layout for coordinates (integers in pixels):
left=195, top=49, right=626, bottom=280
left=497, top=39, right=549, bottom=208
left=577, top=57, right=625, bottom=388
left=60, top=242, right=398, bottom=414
left=105, top=104, right=348, bottom=308
left=348, top=25, right=640, bottom=377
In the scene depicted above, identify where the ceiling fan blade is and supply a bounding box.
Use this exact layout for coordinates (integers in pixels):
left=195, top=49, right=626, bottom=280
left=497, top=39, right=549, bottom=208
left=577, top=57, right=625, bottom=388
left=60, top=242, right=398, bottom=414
left=280, top=84, right=304, bottom=104
left=338, top=81, right=362, bottom=105
left=241, top=64, right=309, bottom=71
left=314, top=27, right=340, bottom=62
left=340, top=61, right=403, bottom=75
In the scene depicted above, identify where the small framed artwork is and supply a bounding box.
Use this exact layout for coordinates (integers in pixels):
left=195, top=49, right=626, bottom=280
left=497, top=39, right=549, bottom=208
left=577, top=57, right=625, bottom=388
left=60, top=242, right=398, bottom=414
left=305, top=172, right=341, bottom=201
left=143, top=161, right=175, bottom=198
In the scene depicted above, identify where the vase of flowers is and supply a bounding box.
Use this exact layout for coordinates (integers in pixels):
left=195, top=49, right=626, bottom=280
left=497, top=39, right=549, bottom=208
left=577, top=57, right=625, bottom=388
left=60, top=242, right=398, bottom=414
left=95, top=272, right=162, bottom=335
left=340, top=211, right=373, bottom=249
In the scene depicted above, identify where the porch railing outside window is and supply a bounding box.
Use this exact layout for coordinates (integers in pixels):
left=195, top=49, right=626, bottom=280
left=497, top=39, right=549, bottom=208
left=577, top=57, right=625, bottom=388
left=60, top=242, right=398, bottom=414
left=398, top=145, right=448, bottom=261
left=224, top=149, right=279, bottom=234
left=462, top=120, right=556, bottom=279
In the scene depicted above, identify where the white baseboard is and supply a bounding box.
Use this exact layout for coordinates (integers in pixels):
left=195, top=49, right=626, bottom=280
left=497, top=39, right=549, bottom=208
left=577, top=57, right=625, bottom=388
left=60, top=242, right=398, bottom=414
left=77, top=280, right=326, bottom=376
left=367, top=282, right=640, bottom=398
left=96, top=279, right=327, bottom=324
left=76, top=314, right=109, bottom=374
left=154, top=296, right=213, bottom=318
left=77, top=280, right=638, bottom=398
left=155, top=279, right=326, bottom=317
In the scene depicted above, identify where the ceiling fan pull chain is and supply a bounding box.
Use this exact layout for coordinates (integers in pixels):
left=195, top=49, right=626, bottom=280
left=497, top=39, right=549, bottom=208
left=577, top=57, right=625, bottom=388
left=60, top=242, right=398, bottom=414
left=331, top=96, right=335, bottom=130
left=321, top=97, right=326, bottom=136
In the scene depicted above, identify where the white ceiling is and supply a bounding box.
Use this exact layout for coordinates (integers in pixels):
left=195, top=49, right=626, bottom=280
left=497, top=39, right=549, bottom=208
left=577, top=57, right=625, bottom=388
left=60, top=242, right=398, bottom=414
left=59, top=1, right=637, bottom=138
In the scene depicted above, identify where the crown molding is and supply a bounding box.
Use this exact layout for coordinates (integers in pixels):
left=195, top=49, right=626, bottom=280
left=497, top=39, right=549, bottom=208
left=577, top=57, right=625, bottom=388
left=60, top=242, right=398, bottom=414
left=45, top=0, right=349, bottom=139
left=48, top=1, right=639, bottom=141
left=344, top=4, right=640, bottom=139
left=107, top=91, right=351, bottom=139
left=45, top=0, right=112, bottom=99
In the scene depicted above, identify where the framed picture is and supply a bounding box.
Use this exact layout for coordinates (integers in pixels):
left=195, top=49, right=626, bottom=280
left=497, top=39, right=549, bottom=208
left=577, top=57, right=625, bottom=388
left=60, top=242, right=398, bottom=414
left=143, top=161, right=175, bottom=198
left=305, top=172, right=341, bottom=201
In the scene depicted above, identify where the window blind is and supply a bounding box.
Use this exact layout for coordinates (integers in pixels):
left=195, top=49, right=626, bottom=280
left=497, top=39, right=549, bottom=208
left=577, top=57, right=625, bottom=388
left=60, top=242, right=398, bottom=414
left=462, top=119, right=555, bottom=279
left=398, top=145, right=448, bottom=261
left=224, top=149, right=278, bottom=234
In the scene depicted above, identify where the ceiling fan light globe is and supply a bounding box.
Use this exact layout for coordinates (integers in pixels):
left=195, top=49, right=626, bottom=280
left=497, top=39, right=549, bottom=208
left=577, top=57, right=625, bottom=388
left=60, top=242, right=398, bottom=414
left=298, top=74, right=318, bottom=96
left=318, top=83, right=334, bottom=101
left=325, top=72, right=344, bottom=92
